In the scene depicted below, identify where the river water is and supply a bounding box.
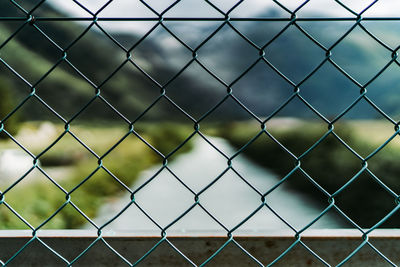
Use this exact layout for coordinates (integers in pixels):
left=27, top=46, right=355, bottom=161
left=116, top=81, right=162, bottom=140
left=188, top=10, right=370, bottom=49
left=93, top=136, right=344, bottom=233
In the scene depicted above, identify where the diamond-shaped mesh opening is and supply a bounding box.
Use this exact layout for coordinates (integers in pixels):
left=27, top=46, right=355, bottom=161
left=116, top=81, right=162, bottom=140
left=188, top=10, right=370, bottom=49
left=101, top=132, right=162, bottom=180
left=4, top=168, right=66, bottom=228
left=300, top=62, right=361, bottom=117
left=68, top=105, right=131, bottom=154
left=167, top=136, right=228, bottom=192
left=265, top=25, right=326, bottom=84
left=265, top=168, right=333, bottom=229
left=333, top=110, right=398, bottom=158
left=330, top=25, right=391, bottom=85
left=231, top=153, right=279, bottom=195
left=133, top=168, right=194, bottom=228
left=365, top=63, right=400, bottom=120
left=129, top=25, right=193, bottom=85
left=300, top=133, right=363, bottom=193
left=35, top=61, right=95, bottom=120
left=197, top=23, right=260, bottom=84
left=164, top=61, right=228, bottom=117
left=0, top=32, right=60, bottom=84
left=8, top=118, right=65, bottom=154
left=8, top=22, right=64, bottom=64
left=200, top=168, right=262, bottom=229
left=69, top=167, right=130, bottom=220
left=3, top=0, right=400, bottom=265
left=99, top=63, right=162, bottom=120
left=335, top=171, right=397, bottom=228
left=38, top=133, right=97, bottom=184
left=233, top=130, right=295, bottom=176
left=231, top=60, right=294, bottom=117
left=66, top=26, right=127, bottom=85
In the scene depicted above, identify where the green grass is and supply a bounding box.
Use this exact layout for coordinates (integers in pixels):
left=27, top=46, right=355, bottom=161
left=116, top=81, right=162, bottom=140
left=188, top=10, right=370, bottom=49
left=218, top=119, right=400, bottom=228
left=4, top=119, right=400, bottom=229
left=0, top=122, right=194, bottom=229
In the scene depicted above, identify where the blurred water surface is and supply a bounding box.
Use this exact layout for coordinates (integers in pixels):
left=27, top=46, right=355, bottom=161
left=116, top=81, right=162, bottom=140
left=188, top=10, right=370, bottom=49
left=93, top=136, right=343, bottom=233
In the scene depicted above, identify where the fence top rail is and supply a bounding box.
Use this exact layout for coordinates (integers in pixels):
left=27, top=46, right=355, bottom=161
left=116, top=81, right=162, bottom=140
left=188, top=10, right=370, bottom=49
left=1, top=16, right=400, bottom=21
left=1, top=229, right=400, bottom=238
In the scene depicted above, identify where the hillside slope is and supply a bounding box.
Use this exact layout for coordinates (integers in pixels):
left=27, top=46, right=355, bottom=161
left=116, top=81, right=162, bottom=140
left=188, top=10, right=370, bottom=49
left=1, top=2, right=399, bottom=123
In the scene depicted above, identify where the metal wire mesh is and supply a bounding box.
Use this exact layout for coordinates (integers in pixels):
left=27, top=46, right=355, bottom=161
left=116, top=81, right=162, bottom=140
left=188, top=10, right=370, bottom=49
left=1, top=0, right=400, bottom=266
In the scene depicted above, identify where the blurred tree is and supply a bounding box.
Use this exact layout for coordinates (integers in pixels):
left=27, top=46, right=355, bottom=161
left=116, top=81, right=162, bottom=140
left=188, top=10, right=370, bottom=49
left=0, top=78, right=20, bottom=138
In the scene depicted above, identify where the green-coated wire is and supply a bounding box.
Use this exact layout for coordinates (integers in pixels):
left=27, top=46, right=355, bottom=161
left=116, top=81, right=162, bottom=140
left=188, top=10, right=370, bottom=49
left=0, top=0, right=399, bottom=266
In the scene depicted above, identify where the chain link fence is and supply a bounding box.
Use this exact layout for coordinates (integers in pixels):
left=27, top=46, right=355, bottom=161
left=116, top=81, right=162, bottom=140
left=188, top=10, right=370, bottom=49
left=1, top=0, right=400, bottom=266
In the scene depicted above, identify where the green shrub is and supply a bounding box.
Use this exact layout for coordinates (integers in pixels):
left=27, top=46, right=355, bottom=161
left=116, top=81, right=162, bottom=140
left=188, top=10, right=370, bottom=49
left=0, top=79, right=20, bottom=137
left=0, top=123, right=193, bottom=229
left=219, top=121, right=400, bottom=228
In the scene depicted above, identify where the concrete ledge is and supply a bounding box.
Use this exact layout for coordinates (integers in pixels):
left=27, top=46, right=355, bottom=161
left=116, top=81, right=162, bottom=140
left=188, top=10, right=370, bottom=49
left=0, top=230, right=399, bottom=266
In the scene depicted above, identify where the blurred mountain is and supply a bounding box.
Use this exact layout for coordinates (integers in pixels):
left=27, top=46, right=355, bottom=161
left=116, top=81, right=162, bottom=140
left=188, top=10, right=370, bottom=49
left=148, top=9, right=400, bottom=121
left=1, top=1, right=400, bottom=124
left=0, top=0, right=227, bottom=124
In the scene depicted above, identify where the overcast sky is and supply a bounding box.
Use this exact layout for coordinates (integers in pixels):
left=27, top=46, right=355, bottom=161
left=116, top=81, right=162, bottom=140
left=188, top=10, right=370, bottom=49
left=48, top=0, right=400, bottom=34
